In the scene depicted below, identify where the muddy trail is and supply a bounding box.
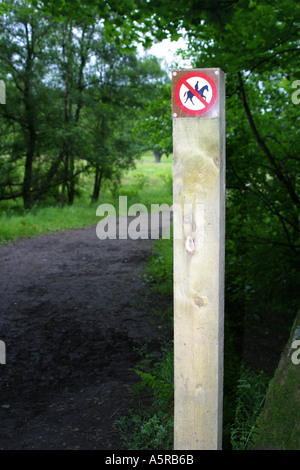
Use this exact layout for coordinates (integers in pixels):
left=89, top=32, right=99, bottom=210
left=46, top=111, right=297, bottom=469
left=0, top=218, right=172, bottom=450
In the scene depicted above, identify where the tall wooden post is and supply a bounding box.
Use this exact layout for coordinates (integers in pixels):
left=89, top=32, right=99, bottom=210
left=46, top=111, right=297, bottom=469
left=172, top=68, right=226, bottom=450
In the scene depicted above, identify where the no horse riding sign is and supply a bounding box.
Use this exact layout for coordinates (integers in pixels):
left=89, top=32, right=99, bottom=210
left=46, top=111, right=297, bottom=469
left=172, top=69, right=221, bottom=118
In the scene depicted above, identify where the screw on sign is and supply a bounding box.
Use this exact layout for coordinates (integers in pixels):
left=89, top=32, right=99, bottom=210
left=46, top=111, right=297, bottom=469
left=173, top=71, right=218, bottom=116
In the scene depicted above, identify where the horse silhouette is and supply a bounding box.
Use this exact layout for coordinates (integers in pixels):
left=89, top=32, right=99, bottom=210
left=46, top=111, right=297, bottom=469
left=184, top=82, right=209, bottom=105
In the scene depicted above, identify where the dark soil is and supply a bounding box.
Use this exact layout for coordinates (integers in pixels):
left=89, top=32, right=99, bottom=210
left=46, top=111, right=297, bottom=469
left=0, top=219, right=171, bottom=450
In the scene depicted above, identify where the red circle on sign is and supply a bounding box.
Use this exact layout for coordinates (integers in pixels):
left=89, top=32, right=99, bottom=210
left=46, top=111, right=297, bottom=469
left=175, top=72, right=217, bottom=115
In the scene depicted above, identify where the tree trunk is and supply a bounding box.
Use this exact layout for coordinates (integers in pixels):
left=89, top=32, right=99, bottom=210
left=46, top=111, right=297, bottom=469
left=91, top=165, right=103, bottom=203
left=23, top=90, right=36, bottom=209
left=22, top=25, right=36, bottom=210
left=248, top=311, right=300, bottom=450
left=33, top=151, right=65, bottom=203
left=154, top=150, right=162, bottom=163
left=60, top=22, right=71, bottom=209
left=67, top=153, right=75, bottom=204
left=23, top=146, right=34, bottom=209
left=60, top=150, right=69, bottom=209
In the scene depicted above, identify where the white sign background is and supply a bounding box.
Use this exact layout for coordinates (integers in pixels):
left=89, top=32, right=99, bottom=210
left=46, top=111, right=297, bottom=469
left=178, top=76, right=213, bottom=111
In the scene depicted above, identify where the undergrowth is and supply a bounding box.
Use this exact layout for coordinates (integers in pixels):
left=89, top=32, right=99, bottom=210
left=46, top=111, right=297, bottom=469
left=114, top=235, right=174, bottom=450
left=229, top=365, right=269, bottom=450
left=115, top=346, right=174, bottom=450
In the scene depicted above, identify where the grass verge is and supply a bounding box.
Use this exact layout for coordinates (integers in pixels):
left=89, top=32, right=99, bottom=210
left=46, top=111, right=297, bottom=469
left=114, top=235, right=174, bottom=450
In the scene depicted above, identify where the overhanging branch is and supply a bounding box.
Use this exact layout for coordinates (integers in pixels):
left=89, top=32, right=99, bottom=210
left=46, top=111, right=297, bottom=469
left=237, top=72, right=300, bottom=210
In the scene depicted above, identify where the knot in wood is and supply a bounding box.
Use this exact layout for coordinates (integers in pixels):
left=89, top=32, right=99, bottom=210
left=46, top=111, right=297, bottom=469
left=194, top=296, right=205, bottom=308
left=185, top=235, right=195, bottom=254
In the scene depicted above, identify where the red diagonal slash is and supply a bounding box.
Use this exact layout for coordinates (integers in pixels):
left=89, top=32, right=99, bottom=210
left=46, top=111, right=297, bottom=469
left=183, top=79, right=208, bottom=107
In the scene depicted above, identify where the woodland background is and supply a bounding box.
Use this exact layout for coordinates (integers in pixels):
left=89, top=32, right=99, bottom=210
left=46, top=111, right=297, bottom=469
left=0, top=0, right=299, bottom=450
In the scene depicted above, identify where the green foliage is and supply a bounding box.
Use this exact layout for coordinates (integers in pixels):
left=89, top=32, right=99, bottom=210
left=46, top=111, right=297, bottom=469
left=143, top=237, right=173, bottom=296
left=133, top=347, right=174, bottom=404
left=28, top=0, right=143, bottom=46
left=230, top=366, right=269, bottom=450
left=115, top=346, right=174, bottom=450
left=132, top=82, right=172, bottom=161
left=0, top=1, right=169, bottom=208
left=115, top=410, right=173, bottom=451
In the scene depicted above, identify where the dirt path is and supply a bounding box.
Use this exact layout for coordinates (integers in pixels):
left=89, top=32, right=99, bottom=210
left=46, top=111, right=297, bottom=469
left=0, top=218, right=171, bottom=450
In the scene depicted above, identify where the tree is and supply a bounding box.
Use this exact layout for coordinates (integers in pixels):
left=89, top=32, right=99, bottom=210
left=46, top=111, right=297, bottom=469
left=53, top=19, right=96, bottom=207
left=134, top=80, right=172, bottom=163
left=0, top=1, right=170, bottom=207
left=0, top=0, right=57, bottom=208
left=84, top=52, right=169, bottom=201
left=183, top=0, right=300, bottom=308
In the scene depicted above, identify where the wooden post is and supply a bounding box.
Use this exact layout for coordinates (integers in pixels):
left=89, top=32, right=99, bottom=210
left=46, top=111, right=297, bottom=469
left=172, top=68, right=226, bottom=450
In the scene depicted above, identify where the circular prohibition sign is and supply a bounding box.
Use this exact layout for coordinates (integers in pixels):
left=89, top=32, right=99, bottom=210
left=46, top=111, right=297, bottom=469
left=175, top=71, right=217, bottom=115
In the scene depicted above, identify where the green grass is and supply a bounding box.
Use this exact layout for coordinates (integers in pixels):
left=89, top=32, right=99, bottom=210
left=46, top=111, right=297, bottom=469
left=124, top=152, right=172, bottom=184
left=0, top=152, right=173, bottom=244
left=230, top=365, right=269, bottom=450
left=115, top=345, right=174, bottom=450
left=143, top=236, right=173, bottom=297
left=0, top=203, right=100, bottom=243
left=117, top=152, right=173, bottom=210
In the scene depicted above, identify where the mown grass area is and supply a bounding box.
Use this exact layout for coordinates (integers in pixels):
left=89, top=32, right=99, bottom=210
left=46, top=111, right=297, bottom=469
left=0, top=203, right=99, bottom=244
left=117, top=152, right=173, bottom=211
left=0, top=152, right=172, bottom=244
